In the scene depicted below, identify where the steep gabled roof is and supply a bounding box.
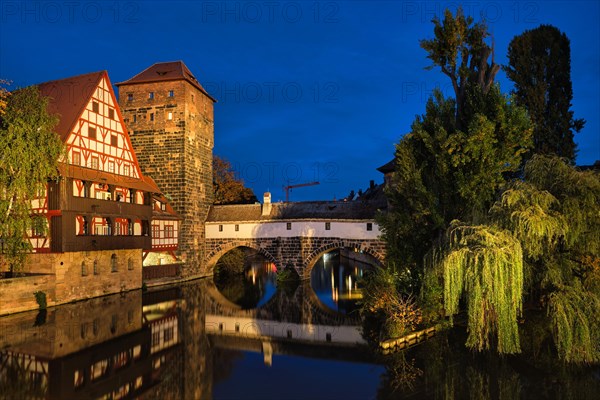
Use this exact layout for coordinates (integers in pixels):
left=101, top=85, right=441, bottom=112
left=37, top=71, right=105, bottom=142
left=116, top=61, right=216, bottom=102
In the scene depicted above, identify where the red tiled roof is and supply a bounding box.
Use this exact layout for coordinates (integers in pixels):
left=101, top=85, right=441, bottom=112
left=115, top=61, right=216, bottom=102
left=37, top=71, right=105, bottom=142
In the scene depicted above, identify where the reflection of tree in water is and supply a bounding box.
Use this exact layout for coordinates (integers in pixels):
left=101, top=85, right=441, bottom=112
left=214, top=247, right=276, bottom=309
left=214, top=273, right=265, bottom=309
left=376, top=327, right=600, bottom=399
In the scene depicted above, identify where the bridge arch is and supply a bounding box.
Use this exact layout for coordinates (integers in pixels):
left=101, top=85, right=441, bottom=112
left=302, top=240, right=385, bottom=279
left=204, top=240, right=279, bottom=273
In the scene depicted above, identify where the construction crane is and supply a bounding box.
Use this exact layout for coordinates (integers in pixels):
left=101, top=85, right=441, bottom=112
left=283, top=181, right=319, bottom=202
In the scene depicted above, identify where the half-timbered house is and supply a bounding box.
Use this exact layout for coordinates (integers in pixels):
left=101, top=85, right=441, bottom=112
left=2, top=71, right=184, bottom=312
left=35, top=71, right=160, bottom=254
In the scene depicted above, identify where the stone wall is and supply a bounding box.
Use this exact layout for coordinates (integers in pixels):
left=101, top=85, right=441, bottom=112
left=0, top=274, right=55, bottom=316
left=119, top=80, right=214, bottom=277
left=0, top=249, right=142, bottom=315
left=204, top=237, right=386, bottom=279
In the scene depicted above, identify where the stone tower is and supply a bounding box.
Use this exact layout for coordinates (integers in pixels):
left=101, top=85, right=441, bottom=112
left=116, top=61, right=215, bottom=276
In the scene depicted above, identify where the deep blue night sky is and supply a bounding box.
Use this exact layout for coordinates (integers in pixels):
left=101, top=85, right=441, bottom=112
left=1, top=1, right=599, bottom=201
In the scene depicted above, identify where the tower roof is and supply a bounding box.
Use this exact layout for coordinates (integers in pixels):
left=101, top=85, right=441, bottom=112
left=37, top=71, right=105, bottom=142
left=376, top=159, right=395, bottom=174
left=116, top=61, right=216, bottom=102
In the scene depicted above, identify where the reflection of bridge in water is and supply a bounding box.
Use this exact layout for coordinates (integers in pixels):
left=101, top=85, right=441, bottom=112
left=204, top=280, right=374, bottom=366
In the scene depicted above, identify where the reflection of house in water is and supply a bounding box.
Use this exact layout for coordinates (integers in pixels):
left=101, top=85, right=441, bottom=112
left=0, top=289, right=182, bottom=399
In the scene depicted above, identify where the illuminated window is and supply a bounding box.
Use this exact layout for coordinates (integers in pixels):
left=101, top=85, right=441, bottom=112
left=72, top=152, right=81, bottom=166
left=92, top=101, right=99, bottom=113
left=167, top=111, right=173, bottom=120
left=164, top=327, right=174, bottom=342
left=152, top=331, right=160, bottom=347
left=91, top=157, right=99, bottom=169
left=88, top=126, right=97, bottom=140
left=325, top=222, right=331, bottom=230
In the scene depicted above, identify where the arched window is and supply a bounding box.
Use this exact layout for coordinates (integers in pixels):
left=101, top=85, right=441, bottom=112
left=81, top=261, right=87, bottom=276
left=111, top=254, right=117, bottom=272
left=128, top=258, right=134, bottom=271
left=93, top=260, right=99, bottom=275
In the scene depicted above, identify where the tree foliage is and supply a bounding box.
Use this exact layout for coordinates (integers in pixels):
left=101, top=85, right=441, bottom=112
left=436, top=223, right=523, bottom=354
left=491, top=155, right=600, bottom=363
left=506, top=25, right=585, bottom=162
left=0, top=86, right=63, bottom=273
left=380, top=8, right=532, bottom=293
left=420, top=8, right=501, bottom=130
left=213, top=156, right=257, bottom=205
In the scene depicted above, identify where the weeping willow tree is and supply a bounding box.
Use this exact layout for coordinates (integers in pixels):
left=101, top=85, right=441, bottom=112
left=432, top=222, right=523, bottom=354
left=490, top=155, right=600, bottom=364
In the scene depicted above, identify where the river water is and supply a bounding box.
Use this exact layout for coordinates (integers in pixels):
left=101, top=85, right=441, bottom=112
left=0, top=251, right=598, bottom=399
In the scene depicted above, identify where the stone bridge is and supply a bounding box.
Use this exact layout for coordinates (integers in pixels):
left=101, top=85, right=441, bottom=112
left=204, top=197, right=386, bottom=278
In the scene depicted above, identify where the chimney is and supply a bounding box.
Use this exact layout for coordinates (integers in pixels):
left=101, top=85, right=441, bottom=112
left=262, top=192, right=272, bottom=216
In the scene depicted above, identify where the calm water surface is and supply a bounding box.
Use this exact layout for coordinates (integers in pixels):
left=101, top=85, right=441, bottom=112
left=1, top=251, right=598, bottom=399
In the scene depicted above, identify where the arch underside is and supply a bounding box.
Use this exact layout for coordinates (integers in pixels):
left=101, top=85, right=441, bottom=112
left=301, top=240, right=385, bottom=279
left=205, top=238, right=385, bottom=277
left=204, top=240, right=278, bottom=272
